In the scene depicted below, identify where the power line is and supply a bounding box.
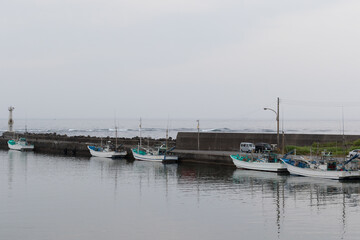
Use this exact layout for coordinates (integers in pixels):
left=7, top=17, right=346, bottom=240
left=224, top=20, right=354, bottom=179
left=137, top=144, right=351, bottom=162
left=281, top=98, right=360, bottom=108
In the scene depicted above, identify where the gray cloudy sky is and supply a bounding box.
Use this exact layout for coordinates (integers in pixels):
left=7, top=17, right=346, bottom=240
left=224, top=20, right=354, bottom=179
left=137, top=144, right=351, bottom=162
left=1, top=0, right=360, bottom=120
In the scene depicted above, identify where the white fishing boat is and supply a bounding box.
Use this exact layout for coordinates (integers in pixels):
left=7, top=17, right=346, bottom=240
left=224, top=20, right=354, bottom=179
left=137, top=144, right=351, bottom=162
left=87, top=141, right=127, bottom=158
left=132, top=145, right=178, bottom=162
left=230, top=151, right=287, bottom=172
left=87, top=122, right=127, bottom=158
left=131, top=118, right=178, bottom=162
left=8, top=138, right=34, bottom=151
left=281, top=152, right=360, bottom=180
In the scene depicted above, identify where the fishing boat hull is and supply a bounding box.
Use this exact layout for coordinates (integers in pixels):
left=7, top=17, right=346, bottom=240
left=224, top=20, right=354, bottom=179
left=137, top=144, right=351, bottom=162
left=230, top=155, right=287, bottom=172
left=8, top=140, right=34, bottom=151
left=281, top=160, right=360, bottom=180
left=87, top=146, right=127, bottom=158
left=132, top=149, right=178, bottom=162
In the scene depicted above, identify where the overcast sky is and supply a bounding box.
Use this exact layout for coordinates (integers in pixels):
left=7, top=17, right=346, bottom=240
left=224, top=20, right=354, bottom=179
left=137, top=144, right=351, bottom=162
left=1, top=0, right=360, bottom=120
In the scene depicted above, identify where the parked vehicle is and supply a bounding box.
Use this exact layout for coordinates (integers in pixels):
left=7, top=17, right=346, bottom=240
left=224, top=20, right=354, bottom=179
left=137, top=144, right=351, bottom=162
left=348, top=149, right=360, bottom=158
left=255, top=142, right=272, bottom=153
left=240, top=142, right=255, bottom=153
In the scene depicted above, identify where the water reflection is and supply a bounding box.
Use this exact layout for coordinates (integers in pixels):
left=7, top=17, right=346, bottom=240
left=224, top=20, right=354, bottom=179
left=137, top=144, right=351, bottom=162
left=232, top=169, right=360, bottom=239
left=89, top=157, right=179, bottom=200
left=232, top=169, right=287, bottom=239
left=2, top=150, right=360, bottom=240
left=7, top=150, right=30, bottom=190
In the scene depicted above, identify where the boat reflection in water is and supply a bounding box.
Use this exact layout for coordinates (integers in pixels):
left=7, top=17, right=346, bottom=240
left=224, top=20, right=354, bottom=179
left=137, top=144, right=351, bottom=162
left=7, top=150, right=30, bottom=190
left=2, top=150, right=360, bottom=240
left=232, top=169, right=360, bottom=240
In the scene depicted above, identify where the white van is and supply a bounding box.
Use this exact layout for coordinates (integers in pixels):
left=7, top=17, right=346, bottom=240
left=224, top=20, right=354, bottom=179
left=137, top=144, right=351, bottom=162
left=240, top=142, right=255, bottom=153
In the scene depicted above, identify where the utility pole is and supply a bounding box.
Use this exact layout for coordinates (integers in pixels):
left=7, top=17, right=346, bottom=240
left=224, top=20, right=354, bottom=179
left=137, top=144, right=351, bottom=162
left=282, top=131, right=285, bottom=154
left=8, top=106, right=15, bottom=132
left=264, top=97, right=280, bottom=152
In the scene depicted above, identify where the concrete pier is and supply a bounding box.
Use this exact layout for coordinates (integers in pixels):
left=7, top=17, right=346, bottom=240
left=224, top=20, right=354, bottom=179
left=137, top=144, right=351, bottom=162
left=173, top=149, right=238, bottom=166
left=0, top=132, right=174, bottom=158
left=173, top=132, right=360, bottom=165
left=1, top=131, right=360, bottom=165
left=176, top=132, right=360, bottom=151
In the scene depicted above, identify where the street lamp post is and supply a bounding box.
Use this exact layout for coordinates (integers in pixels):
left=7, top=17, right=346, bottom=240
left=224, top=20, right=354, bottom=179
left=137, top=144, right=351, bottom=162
left=264, top=97, right=280, bottom=151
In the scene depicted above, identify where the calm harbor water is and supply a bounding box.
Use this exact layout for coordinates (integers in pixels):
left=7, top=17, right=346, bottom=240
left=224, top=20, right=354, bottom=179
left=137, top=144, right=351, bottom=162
left=1, top=150, right=360, bottom=240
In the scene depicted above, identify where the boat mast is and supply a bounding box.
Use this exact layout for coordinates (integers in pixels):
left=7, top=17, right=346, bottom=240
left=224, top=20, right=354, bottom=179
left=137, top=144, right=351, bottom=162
left=115, top=124, right=118, bottom=150
left=166, top=118, right=169, bottom=151
left=342, top=106, right=346, bottom=161
left=166, top=127, right=168, bottom=151
left=197, top=120, right=200, bottom=150
left=138, top=118, right=142, bottom=151
left=113, top=114, right=118, bottom=150
left=25, top=111, right=28, bottom=134
left=164, top=122, right=168, bottom=160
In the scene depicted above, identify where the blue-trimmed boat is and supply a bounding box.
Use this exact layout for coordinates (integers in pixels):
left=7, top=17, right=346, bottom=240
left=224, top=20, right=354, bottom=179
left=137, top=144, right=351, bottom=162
left=8, top=138, right=34, bottom=151
left=281, top=152, right=360, bottom=180
left=230, top=151, right=287, bottom=172
left=87, top=141, right=127, bottom=158
left=131, top=144, right=178, bottom=162
left=132, top=118, right=177, bottom=162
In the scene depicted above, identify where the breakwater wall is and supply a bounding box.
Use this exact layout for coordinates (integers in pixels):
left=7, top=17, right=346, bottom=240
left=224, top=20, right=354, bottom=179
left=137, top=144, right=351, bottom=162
left=2, top=131, right=360, bottom=165
left=172, top=132, right=360, bottom=165
left=176, top=132, right=360, bottom=151
left=0, top=132, right=174, bottom=158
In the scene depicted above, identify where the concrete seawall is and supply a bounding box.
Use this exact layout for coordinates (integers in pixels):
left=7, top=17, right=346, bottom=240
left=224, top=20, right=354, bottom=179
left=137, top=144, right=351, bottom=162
left=0, top=132, right=174, bottom=158
left=176, top=132, right=360, bottom=151
left=172, top=132, right=360, bottom=165
left=172, top=149, right=238, bottom=166
left=2, top=132, right=359, bottom=165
